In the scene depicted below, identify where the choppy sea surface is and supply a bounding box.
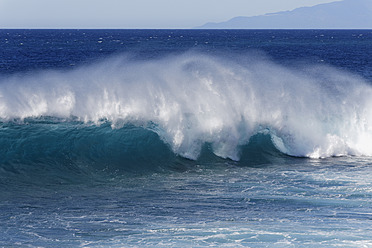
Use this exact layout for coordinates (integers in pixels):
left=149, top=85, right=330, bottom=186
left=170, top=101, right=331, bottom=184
left=1, top=30, right=372, bottom=247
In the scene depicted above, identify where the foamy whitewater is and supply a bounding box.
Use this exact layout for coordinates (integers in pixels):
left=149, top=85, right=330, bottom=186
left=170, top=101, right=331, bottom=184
left=1, top=52, right=372, bottom=159
left=1, top=30, right=372, bottom=247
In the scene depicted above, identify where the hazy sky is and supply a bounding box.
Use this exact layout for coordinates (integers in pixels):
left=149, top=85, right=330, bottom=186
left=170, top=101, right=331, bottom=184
left=0, top=0, right=340, bottom=28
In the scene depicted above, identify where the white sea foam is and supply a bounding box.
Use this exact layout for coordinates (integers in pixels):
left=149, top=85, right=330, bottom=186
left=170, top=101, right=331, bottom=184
left=1, top=52, right=372, bottom=160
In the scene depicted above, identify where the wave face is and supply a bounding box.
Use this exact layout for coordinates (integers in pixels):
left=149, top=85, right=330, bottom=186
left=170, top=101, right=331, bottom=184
left=1, top=52, right=372, bottom=165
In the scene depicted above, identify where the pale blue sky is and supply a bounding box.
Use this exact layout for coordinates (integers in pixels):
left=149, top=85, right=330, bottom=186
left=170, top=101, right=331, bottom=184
left=0, top=0, right=339, bottom=28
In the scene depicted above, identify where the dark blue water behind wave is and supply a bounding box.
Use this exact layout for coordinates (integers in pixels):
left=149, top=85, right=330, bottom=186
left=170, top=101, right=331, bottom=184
left=1, top=29, right=372, bottom=79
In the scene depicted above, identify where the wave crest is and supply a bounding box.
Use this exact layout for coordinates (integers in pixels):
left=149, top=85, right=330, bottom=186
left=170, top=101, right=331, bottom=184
left=1, top=52, right=372, bottom=159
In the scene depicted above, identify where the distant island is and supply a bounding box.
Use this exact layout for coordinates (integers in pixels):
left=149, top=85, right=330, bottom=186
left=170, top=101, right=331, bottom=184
left=196, top=0, right=372, bottom=29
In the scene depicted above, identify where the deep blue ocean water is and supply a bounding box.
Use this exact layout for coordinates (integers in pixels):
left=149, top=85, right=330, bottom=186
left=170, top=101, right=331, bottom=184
left=1, top=29, right=372, bottom=247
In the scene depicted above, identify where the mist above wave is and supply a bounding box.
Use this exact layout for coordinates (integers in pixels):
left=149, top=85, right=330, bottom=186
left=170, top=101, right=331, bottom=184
left=1, top=52, right=372, bottom=159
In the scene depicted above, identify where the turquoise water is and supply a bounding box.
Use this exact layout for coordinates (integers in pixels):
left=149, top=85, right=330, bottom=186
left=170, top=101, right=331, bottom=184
left=2, top=157, right=372, bottom=247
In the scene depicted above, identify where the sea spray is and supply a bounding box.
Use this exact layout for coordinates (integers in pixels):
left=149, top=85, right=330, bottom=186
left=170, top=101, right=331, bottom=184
left=1, top=52, right=372, bottom=160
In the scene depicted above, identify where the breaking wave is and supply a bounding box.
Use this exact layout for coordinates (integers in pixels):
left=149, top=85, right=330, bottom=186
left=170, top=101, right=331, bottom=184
left=1, top=52, right=372, bottom=172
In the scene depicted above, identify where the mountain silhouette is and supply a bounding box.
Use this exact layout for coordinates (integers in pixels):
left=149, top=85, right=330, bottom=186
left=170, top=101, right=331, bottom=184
left=196, top=0, right=372, bottom=29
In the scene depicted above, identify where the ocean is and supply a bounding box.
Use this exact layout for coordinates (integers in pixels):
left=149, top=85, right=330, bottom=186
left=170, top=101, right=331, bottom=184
left=1, top=29, right=372, bottom=247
